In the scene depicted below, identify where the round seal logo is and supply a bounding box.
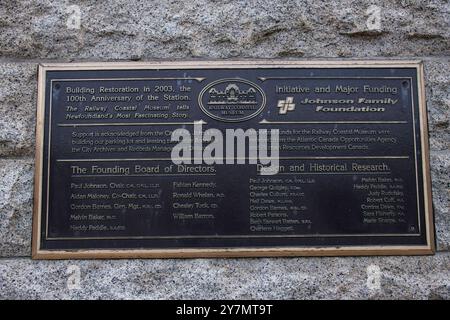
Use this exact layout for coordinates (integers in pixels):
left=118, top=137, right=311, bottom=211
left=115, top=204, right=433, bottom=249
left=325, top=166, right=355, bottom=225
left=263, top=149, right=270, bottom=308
left=198, top=78, right=266, bottom=122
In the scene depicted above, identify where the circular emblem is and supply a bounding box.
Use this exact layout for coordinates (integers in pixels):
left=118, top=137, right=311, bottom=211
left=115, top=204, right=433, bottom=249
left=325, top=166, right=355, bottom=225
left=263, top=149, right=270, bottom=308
left=198, top=78, right=266, bottom=122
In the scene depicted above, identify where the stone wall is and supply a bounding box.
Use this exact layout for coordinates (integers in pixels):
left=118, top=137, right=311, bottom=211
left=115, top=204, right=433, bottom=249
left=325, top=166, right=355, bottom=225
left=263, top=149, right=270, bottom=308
left=0, top=0, right=449, bottom=299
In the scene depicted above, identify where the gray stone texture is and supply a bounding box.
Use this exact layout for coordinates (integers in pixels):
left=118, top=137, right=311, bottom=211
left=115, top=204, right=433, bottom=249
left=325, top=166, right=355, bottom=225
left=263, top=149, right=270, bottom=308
left=0, top=0, right=449, bottom=299
left=0, top=254, right=449, bottom=299
left=0, top=63, right=37, bottom=157
left=0, top=159, right=34, bottom=257
left=0, top=0, right=449, bottom=59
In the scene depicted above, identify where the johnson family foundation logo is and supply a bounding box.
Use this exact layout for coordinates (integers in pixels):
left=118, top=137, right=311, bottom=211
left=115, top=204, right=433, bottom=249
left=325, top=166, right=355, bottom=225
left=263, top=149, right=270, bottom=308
left=198, top=78, right=266, bottom=122
left=277, top=97, right=296, bottom=114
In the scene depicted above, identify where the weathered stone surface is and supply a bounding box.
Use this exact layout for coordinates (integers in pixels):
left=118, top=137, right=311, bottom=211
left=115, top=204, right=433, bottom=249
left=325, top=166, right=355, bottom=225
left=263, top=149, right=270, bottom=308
left=430, top=151, right=450, bottom=251
left=0, top=63, right=37, bottom=157
left=0, top=253, right=449, bottom=299
left=426, top=58, right=450, bottom=251
left=0, top=158, right=33, bottom=257
left=0, top=1, right=449, bottom=60
left=424, top=58, right=450, bottom=152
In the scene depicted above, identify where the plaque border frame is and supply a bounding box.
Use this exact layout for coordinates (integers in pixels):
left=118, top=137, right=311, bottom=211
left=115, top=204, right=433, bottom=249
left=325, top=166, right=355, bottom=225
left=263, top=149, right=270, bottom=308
left=32, top=60, right=435, bottom=259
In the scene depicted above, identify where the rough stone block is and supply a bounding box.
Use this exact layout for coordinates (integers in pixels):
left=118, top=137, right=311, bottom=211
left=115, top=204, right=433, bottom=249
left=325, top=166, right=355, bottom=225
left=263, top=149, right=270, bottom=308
left=0, top=158, right=33, bottom=257
left=0, top=63, right=37, bottom=157
left=0, top=1, right=449, bottom=60
left=0, top=254, right=449, bottom=299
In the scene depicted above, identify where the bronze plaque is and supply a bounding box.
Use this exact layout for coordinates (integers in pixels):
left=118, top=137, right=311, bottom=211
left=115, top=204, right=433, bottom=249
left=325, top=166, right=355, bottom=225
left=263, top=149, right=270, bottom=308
left=32, top=61, right=435, bottom=259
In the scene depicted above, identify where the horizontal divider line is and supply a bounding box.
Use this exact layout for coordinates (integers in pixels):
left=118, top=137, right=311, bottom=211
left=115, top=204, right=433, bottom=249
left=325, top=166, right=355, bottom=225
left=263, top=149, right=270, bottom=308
left=45, top=233, right=422, bottom=241
left=57, top=121, right=407, bottom=126
left=57, top=122, right=203, bottom=127
left=260, top=120, right=408, bottom=124
left=57, top=156, right=410, bottom=162
left=277, top=171, right=392, bottom=175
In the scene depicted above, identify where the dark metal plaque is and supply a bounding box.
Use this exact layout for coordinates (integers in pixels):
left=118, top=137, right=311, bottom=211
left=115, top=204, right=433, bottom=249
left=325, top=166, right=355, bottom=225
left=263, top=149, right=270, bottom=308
left=32, top=61, right=435, bottom=259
